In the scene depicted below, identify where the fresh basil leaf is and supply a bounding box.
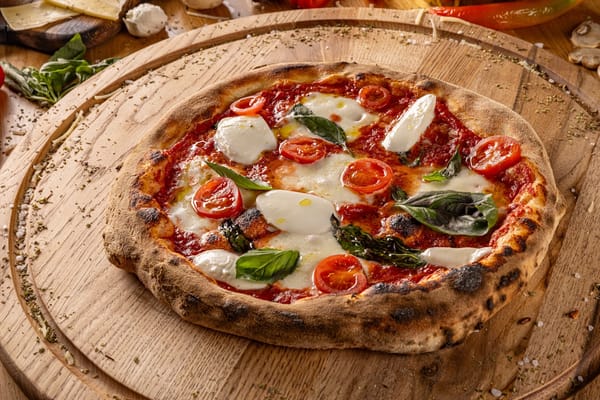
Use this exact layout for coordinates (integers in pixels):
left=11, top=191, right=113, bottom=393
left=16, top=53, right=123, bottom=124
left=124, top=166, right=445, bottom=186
left=331, top=216, right=424, bottom=269
left=0, top=34, right=117, bottom=106
left=290, top=103, right=347, bottom=147
left=50, top=33, right=86, bottom=61
left=422, top=148, right=462, bottom=182
left=219, top=219, right=252, bottom=253
left=391, top=186, right=408, bottom=202
left=236, top=248, right=300, bottom=282
left=398, top=151, right=420, bottom=167
left=397, top=190, right=498, bottom=236
left=205, top=161, right=272, bottom=191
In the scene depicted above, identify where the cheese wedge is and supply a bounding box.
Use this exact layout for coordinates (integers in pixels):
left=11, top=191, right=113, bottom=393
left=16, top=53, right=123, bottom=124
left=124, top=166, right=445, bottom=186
left=43, top=0, right=122, bottom=21
left=1, top=2, right=78, bottom=31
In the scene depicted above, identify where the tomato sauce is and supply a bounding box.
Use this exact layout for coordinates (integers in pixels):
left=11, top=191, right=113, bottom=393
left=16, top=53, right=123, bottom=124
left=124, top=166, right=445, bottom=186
left=155, top=76, right=536, bottom=303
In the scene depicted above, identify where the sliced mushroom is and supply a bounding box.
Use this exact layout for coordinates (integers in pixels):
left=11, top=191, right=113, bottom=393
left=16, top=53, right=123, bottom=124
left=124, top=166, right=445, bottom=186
left=570, top=20, right=600, bottom=49
left=568, top=47, right=600, bottom=70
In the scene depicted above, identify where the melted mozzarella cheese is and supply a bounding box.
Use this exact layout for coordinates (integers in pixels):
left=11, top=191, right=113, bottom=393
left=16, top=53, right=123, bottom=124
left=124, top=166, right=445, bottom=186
left=214, top=116, right=277, bottom=165
left=192, top=250, right=267, bottom=290
left=256, top=190, right=334, bottom=235
left=418, top=168, right=491, bottom=194
left=278, top=153, right=360, bottom=204
left=261, top=232, right=346, bottom=289
left=383, top=94, right=436, bottom=152
left=420, top=247, right=492, bottom=268
left=302, top=93, right=377, bottom=141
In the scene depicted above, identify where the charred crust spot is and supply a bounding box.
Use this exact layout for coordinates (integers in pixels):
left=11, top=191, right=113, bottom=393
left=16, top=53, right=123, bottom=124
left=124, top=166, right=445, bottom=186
left=521, top=218, right=538, bottom=233
left=168, top=257, right=180, bottom=266
left=474, top=321, right=484, bottom=331
left=391, top=307, right=417, bottom=323
left=515, top=236, right=527, bottom=252
left=486, top=297, right=494, bottom=311
left=137, top=208, right=161, bottom=224
left=222, top=300, right=249, bottom=322
left=417, top=80, right=437, bottom=91
left=130, top=193, right=154, bottom=208
left=502, top=246, right=514, bottom=257
left=441, top=327, right=458, bottom=348
left=150, top=151, right=166, bottom=164
left=446, top=265, right=484, bottom=293
left=181, top=293, right=211, bottom=315
left=500, top=294, right=507, bottom=302
left=388, top=214, right=419, bottom=237
left=497, top=269, right=521, bottom=290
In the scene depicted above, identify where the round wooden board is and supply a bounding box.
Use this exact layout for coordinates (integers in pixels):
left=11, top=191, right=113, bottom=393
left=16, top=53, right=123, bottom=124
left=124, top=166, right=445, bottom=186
left=1, top=8, right=600, bottom=400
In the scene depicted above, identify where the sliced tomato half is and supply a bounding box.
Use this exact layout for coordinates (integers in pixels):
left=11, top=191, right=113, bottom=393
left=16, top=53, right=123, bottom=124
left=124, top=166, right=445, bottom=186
left=192, top=176, right=243, bottom=219
left=230, top=94, right=266, bottom=116
left=313, top=254, right=368, bottom=294
left=357, top=85, right=392, bottom=110
left=342, top=158, right=394, bottom=194
left=279, top=136, right=328, bottom=164
left=469, top=135, right=522, bottom=177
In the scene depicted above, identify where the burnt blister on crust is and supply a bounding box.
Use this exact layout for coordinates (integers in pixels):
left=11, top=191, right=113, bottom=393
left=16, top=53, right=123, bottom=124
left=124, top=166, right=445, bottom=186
left=150, top=150, right=166, bottom=164
left=496, top=269, right=521, bottom=290
left=391, top=307, right=418, bottom=324
left=222, top=299, right=250, bottom=322
left=446, top=265, right=485, bottom=293
left=136, top=207, right=161, bottom=224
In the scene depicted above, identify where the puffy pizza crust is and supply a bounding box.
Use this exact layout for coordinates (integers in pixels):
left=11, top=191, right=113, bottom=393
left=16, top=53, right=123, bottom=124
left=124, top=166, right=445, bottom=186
left=103, top=62, right=565, bottom=353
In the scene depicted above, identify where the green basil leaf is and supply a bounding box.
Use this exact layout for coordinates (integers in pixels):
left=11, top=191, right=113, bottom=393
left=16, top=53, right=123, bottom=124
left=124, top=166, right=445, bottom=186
left=219, top=219, right=252, bottom=253
left=290, top=103, right=347, bottom=147
left=50, top=33, right=86, bottom=61
left=331, top=216, right=424, bottom=269
left=391, top=186, right=408, bottom=202
left=236, top=248, right=300, bottom=282
left=422, top=148, right=462, bottom=182
left=397, top=190, right=498, bottom=236
left=205, top=161, right=272, bottom=191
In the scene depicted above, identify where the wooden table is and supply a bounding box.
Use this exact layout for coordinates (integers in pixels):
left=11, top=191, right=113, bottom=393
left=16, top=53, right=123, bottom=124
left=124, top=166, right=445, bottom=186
left=0, top=1, right=599, bottom=399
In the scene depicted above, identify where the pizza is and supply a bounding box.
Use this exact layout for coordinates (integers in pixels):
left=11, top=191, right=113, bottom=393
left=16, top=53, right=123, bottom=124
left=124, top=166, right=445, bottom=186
left=103, top=62, right=565, bottom=354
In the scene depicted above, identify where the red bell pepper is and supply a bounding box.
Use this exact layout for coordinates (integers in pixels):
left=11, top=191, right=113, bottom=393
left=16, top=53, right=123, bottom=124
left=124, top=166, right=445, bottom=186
left=429, top=0, right=584, bottom=30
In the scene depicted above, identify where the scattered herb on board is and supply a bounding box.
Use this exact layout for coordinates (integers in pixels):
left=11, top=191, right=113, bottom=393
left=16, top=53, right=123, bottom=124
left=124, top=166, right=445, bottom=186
left=0, top=33, right=118, bottom=106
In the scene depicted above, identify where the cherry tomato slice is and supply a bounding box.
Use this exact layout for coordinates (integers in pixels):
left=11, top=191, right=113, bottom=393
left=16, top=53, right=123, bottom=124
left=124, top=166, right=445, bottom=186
left=342, top=158, right=394, bottom=194
left=313, top=254, right=368, bottom=294
left=357, top=85, right=391, bottom=110
left=230, top=94, right=266, bottom=116
left=192, top=176, right=243, bottom=219
left=469, top=135, right=522, bottom=177
left=279, top=136, right=327, bottom=164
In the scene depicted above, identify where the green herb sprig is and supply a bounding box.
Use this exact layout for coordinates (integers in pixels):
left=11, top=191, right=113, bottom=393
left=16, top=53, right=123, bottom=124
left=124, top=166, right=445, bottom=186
left=0, top=33, right=118, bottom=106
left=236, top=249, right=300, bottom=282
left=205, top=161, right=272, bottom=191
left=396, top=190, right=498, bottom=236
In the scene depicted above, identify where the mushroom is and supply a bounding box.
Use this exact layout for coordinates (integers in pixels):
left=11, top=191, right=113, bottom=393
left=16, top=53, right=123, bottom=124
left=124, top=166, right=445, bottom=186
left=570, top=20, right=600, bottom=49
left=568, top=47, right=600, bottom=70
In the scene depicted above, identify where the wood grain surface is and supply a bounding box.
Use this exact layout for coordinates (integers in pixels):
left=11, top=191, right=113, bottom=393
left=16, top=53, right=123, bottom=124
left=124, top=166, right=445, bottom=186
left=0, top=7, right=600, bottom=400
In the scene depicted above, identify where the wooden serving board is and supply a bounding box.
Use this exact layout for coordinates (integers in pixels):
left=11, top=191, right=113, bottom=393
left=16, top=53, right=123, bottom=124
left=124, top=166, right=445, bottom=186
left=0, top=0, right=140, bottom=52
left=1, top=8, right=599, bottom=400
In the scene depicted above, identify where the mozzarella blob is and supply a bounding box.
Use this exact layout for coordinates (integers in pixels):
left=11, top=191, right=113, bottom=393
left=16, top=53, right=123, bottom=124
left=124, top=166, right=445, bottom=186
left=214, top=116, right=277, bottom=165
left=302, top=93, right=377, bottom=140
left=278, top=153, right=360, bottom=204
left=383, top=94, right=437, bottom=152
left=256, top=190, right=335, bottom=235
left=192, top=249, right=268, bottom=290
left=420, top=247, right=492, bottom=268
left=418, top=168, right=491, bottom=194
